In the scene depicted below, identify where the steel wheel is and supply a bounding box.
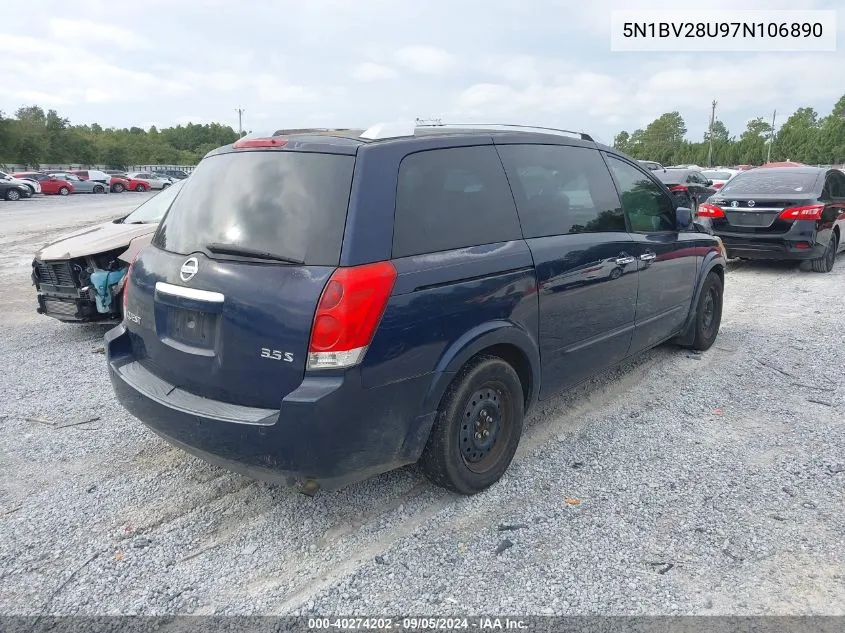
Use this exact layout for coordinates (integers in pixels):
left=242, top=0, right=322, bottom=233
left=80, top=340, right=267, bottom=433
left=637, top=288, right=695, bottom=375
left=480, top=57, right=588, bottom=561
left=686, top=271, right=723, bottom=351
left=458, top=384, right=513, bottom=474
left=700, top=285, right=718, bottom=341
left=420, top=355, right=524, bottom=494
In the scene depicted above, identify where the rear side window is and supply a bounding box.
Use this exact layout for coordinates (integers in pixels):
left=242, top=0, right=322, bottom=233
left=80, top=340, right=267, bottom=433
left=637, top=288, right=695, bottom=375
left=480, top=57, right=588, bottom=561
left=392, top=146, right=522, bottom=258
left=825, top=171, right=845, bottom=199
left=497, top=144, right=624, bottom=237
left=606, top=156, right=676, bottom=232
left=153, top=151, right=354, bottom=265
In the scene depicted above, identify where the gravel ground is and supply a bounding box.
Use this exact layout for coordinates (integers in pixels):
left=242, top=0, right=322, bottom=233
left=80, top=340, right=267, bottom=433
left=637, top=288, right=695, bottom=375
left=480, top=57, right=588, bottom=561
left=0, top=195, right=843, bottom=616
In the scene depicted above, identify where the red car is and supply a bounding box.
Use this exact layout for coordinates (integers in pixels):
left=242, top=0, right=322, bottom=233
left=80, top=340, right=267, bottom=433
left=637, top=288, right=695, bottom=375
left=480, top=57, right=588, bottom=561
left=108, top=176, right=132, bottom=193
left=13, top=172, right=75, bottom=196
left=126, top=177, right=152, bottom=192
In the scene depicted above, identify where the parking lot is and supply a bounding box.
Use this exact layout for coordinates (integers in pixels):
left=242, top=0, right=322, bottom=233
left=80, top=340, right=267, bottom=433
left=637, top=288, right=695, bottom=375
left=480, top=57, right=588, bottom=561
left=0, top=194, right=843, bottom=615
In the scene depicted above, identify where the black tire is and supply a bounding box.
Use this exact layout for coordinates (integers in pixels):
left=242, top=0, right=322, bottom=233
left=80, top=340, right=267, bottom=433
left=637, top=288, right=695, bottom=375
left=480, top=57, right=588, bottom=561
left=93, top=185, right=105, bottom=194
left=25, top=185, right=36, bottom=195
left=112, top=183, right=125, bottom=193
left=135, top=184, right=147, bottom=192
left=811, top=233, right=837, bottom=273
left=162, top=182, right=171, bottom=189
left=685, top=271, right=723, bottom=351
left=419, top=355, right=524, bottom=495
left=5, top=188, right=22, bottom=201
left=58, top=186, right=70, bottom=196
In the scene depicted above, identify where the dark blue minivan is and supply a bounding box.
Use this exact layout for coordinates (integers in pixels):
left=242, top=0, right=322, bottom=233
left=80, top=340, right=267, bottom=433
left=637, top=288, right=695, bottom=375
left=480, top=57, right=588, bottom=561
left=106, top=123, right=726, bottom=495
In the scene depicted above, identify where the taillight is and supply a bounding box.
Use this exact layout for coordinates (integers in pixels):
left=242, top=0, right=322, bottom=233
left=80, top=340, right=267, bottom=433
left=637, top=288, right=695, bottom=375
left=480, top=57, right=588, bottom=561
left=698, top=203, right=725, bottom=218
left=712, top=183, right=724, bottom=189
left=122, top=269, right=130, bottom=315
left=233, top=137, right=288, bottom=149
left=122, top=253, right=138, bottom=317
left=778, top=204, right=824, bottom=221
left=307, top=261, right=397, bottom=370
left=670, top=185, right=688, bottom=192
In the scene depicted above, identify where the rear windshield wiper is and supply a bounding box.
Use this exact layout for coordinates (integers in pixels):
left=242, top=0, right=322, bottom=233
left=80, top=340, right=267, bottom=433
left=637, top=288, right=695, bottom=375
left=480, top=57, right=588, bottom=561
left=205, top=243, right=304, bottom=264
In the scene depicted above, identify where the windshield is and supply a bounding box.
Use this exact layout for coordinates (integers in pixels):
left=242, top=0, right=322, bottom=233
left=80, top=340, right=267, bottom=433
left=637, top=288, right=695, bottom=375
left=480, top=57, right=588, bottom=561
left=718, top=170, right=820, bottom=195
left=702, top=170, right=732, bottom=180
left=153, top=150, right=354, bottom=266
left=123, top=179, right=185, bottom=223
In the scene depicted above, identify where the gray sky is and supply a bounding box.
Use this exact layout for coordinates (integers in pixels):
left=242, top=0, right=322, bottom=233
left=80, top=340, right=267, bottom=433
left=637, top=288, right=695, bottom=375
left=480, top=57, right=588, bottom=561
left=1, top=0, right=842, bottom=143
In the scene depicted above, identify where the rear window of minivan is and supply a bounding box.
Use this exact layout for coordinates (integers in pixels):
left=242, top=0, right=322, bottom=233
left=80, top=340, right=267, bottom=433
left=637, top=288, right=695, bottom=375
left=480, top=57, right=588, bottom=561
left=153, top=150, right=354, bottom=266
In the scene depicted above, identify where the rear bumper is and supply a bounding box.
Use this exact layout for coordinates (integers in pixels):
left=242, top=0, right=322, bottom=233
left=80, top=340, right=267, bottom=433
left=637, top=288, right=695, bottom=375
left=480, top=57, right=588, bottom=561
left=105, top=325, right=436, bottom=490
left=716, top=235, right=825, bottom=260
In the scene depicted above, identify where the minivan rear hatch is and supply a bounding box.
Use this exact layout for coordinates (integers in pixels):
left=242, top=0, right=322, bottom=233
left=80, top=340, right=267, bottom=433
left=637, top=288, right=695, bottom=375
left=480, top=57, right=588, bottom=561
left=123, top=147, right=355, bottom=409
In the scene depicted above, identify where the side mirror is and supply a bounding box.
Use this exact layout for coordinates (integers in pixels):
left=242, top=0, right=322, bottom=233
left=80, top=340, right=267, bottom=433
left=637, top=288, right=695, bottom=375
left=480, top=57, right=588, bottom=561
left=675, top=206, right=693, bottom=230
left=706, top=179, right=714, bottom=186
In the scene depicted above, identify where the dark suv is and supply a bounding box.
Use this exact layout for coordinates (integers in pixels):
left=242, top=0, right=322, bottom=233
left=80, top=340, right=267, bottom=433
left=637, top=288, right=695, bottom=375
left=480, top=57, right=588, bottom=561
left=105, top=123, right=726, bottom=495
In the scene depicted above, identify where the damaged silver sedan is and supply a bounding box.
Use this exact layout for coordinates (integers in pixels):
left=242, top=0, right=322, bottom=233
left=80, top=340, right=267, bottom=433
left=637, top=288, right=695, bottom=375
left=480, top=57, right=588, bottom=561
left=31, top=180, right=185, bottom=323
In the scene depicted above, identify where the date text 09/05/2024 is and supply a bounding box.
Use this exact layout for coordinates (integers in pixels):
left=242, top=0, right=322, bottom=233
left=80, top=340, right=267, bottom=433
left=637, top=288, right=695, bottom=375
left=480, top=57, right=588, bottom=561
left=307, top=617, right=529, bottom=630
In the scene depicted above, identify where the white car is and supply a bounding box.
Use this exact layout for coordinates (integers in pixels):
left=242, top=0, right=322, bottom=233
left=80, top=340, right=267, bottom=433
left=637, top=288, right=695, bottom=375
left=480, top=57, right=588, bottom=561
left=0, top=170, right=41, bottom=195
left=700, top=168, right=738, bottom=191
left=125, top=172, right=173, bottom=190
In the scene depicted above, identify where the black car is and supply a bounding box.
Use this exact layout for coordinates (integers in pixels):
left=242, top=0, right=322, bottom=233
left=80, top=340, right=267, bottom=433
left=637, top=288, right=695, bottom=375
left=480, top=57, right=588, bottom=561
left=0, top=180, right=32, bottom=201
left=698, top=166, right=845, bottom=272
left=105, top=122, right=725, bottom=495
left=654, top=168, right=717, bottom=214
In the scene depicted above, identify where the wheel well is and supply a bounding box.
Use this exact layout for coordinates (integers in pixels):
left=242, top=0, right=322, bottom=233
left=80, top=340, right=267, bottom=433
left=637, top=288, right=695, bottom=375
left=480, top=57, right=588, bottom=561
left=710, top=263, right=724, bottom=285
left=476, top=343, right=532, bottom=409
left=834, top=225, right=840, bottom=243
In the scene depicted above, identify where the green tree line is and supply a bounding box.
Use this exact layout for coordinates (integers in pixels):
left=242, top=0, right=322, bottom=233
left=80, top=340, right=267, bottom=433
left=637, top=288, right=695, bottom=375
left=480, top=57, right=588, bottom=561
left=613, top=94, right=845, bottom=167
left=0, top=105, right=241, bottom=168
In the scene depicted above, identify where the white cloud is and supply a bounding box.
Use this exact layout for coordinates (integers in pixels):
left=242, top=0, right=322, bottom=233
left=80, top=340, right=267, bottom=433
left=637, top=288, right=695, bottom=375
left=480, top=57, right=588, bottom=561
left=394, top=46, right=455, bottom=74
left=454, top=52, right=843, bottom=138
left=48, top=19, right=150, bottom=50
left=174, top=116, right=210, bottom=125
left=0, top=0, right=842, bottom=139
left=350, top=62, right=398, bottom=81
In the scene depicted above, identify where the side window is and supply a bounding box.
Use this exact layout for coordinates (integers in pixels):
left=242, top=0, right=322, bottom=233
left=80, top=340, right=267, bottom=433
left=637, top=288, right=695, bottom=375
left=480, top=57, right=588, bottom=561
left=497, top=144, right=624, bottom=237
left=826, top=172, right=845, bottom=199
left=606, top=156, right=676, bottom=233
left=392, top=146, right=522, bottom=258
left=820, top=177, right=832, bottom=201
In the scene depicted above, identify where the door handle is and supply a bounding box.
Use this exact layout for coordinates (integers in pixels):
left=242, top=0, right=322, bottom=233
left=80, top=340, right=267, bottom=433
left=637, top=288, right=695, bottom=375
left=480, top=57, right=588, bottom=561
left=615, top=255, right=635, bottom=265
left=640, top=252, right=657, bottom=262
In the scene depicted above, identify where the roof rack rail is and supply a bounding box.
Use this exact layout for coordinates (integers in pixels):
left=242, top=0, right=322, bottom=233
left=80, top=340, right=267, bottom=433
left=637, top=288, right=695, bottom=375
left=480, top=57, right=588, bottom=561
left=359, top=121, right=595, bottom=142
left=271, top=127, right=352, bottom=136
left=418, top=122, right=595, bottom=142
left=359, top=122, right=417, bottom=140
